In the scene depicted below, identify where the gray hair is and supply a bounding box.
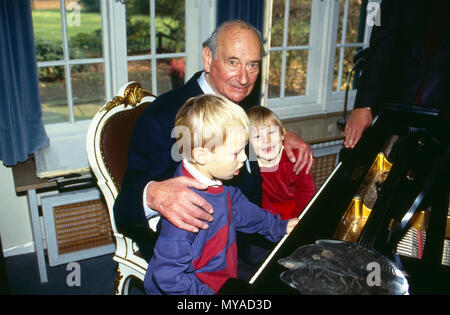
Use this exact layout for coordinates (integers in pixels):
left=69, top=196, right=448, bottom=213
left=202, top=20, right=264, bottom=59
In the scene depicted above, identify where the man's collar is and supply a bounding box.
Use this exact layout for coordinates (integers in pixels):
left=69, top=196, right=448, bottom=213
left=196, top=72, right=252, bottom=175
left=197, top=72, right=216, bottom=95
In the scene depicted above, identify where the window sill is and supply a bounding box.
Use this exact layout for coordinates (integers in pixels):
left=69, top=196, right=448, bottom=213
left=44, top=120, right=91, bottom=139
left=37, top=121, right=92, bottom=178
left=267, top=90, right=357, bottom=120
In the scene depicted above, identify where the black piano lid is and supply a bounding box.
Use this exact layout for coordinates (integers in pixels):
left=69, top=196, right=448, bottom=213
left=219, top=103, right=449, bottom=295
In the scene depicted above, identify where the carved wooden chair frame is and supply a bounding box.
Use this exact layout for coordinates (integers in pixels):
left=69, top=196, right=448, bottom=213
left=86, top=82, right=155, bottom=294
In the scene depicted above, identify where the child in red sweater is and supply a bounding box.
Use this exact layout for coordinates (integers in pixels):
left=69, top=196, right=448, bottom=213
left=247, top=106, right=316, bottom=220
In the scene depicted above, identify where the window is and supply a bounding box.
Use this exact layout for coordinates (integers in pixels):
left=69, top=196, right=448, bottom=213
left=32, top=0, right=107, bottom=125
left=263, top=0, right=371, bottom=119
left=32, top=0, right=213, bottom=131
left=33, top=0, right=371, bottom=129
left=125, top=0, right=186, bottom=95
left=333, top=0, right=367, bottom=92
left=267, top=0, right=312, bottom=99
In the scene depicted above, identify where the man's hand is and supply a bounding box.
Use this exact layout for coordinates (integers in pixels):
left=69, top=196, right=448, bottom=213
left=343, top=108, right=373, bottom=148
left=284, top=130, right=314, bottom=175
left=146, top=176, right=214, bottom=233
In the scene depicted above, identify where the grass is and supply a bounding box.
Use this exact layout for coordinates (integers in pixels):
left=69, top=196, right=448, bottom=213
left=32, top=9, right=102, bottom=42
left=30, top=9, right=179, bottom=124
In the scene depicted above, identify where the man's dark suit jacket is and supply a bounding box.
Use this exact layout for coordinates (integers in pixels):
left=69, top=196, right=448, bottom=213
left=113, top=71, right=262, bottom=257
left=354, top=0, right=450, bottom=113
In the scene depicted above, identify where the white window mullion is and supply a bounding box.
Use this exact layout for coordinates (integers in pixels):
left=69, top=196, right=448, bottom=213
left=279, top=0, right=290, bottom=98
left=336, top=42, right=364, bottom=49
left=150, top=0, right=157, bottom=94
left=337, top=0, right=350, bottom=91
left=37, top=60, right=64, bottom=67
left=127, top=53, right=186, bottom=62
left=109, top=0, right=127, bottom=94
left=100, top=0, right=112, bottom=101
left=59, top=0, right=75, bottom=123
left=260, top=0, right=273, bottom=107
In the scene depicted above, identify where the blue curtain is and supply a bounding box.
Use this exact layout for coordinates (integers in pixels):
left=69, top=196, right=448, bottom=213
left=0, top=0, right=49, bottom=166
left=216, top=0, right=264, bottom=33
left=216, top=0, right=265, bottom=109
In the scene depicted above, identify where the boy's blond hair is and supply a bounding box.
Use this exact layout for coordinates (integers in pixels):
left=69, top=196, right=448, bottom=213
left=247, top=106, right=286, bottom=137
left=175, top=94, right=249, bottom=158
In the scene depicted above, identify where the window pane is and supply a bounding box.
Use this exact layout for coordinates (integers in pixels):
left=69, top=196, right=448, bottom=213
left=268, top=51, right=282, bottom=98
left=126, top=0, right=151, bottom=56
left=71, top=63, right=106, bottom=121
left=333, top=46, right=358, bottom=91
left=32, top=1, right=63, bottom=62
left=271, top=0, right=285, bottom=47
left=285, top=50, right=308, bottom=96
left=338, top=0, right=364, bottom=43
left=337, top=0, right=346, bottom=43
left=346, top=0, right=364, bottom=43
left=128, top=60, right=152, bottom=92
left=67, top=1, right=103, bottom=59
left=288, top=0, right=312, bottom=47
left=157, top=57, right=185, bottom=95
left=156, top=0, right=185, bottom=53
left=335, top=0, right=364, bottom=92
left=39, top=66, right=69, bottom=124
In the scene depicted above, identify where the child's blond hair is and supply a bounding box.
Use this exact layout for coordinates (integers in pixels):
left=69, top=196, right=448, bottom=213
left=174, top=94, right=249, bottom=159
left=247, top=106, right=286, bottom=137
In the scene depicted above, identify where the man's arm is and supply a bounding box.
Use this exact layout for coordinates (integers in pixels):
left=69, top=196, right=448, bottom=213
left=344, top=0, right=397, bottom=148
left=114, top=88, right=213, bottom=237
left=145, top=177, right=214, bottom=233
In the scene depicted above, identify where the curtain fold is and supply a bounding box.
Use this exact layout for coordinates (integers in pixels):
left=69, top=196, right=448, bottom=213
left=216, top=0, right=264, bottom=33
left=0, top=0, right=49, bottom=166
left=216, top=0, right=265, bottom=109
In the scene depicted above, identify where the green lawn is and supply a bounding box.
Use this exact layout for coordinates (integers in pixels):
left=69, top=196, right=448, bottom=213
left=32, top=9, right=184, bottom=124
left=32, top=9, right=103, bottom=42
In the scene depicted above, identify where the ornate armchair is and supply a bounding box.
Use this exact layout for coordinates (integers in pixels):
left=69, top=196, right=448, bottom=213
left=86, top=82, right=156, bottom=294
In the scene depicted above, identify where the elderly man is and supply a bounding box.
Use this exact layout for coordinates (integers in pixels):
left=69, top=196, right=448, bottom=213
left=113, top=20, right=314, bottom=260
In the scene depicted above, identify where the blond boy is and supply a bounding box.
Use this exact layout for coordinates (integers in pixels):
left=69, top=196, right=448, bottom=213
left=144, top=95, right=297, bottom=295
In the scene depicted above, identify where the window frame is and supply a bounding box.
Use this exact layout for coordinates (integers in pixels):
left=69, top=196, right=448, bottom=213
left=35, top=0, right=111, bottom=125
left=261, top=0, right=372, bottom=120
left=37, top=0, right=373, bottom=138
left=38, top=0, right=216, bottom=140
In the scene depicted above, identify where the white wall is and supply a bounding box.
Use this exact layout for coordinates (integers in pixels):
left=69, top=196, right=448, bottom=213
left=0, top=164, right=34, bottom=257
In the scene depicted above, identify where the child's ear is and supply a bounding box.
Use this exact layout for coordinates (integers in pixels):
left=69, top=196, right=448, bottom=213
left=192, top=147, right=211, bottom=165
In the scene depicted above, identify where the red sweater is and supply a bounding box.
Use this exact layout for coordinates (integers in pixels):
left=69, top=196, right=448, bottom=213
left=260, top=149, right=316, bottom=220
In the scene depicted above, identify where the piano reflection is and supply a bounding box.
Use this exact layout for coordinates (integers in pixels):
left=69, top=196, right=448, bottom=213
left=220, top=103, right=450, bottom=295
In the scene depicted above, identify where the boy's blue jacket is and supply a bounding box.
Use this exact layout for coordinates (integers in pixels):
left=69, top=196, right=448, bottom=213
left=144, top=163, right=288, bottom=295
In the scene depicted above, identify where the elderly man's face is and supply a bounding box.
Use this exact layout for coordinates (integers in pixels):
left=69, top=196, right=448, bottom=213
left=202, top=26, right=261, bottom=103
